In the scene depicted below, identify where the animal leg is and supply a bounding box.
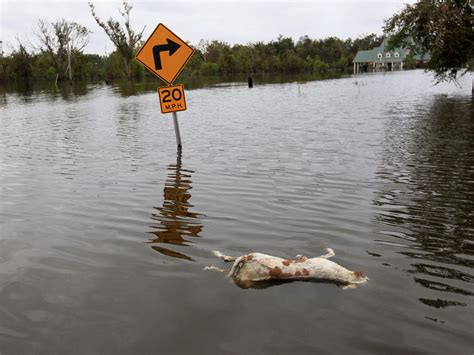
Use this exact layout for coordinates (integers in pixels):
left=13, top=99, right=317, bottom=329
left=203, top=265, right=227, bottom=273
left=212, top=250, right=237, bottom=262
left=319, top=248, right=335, bottom=259
left=295, top=254, right=308, bottom=261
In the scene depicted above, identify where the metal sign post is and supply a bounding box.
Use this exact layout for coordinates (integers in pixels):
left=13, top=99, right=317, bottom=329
left=172, top=112, right=182, bottom=150
left=135, top=23, right=194, bottom=151
left=157, top=84, right=186, bottom=150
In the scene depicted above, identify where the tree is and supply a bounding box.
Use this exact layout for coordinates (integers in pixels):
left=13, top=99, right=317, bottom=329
left=8, top=40, right=34, bottom=81
left=89, top=0, right=145, bottom=80
left=384, top=0, right=474, bottom=82
left=35, top=19, right=90, bottom=81
left=348, top=34, right=383, bottom=56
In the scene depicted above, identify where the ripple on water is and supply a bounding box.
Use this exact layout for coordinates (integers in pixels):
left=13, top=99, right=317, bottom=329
left=0, top=72, right=473, bottom=354
left=373, top=95, right=474, bottom=311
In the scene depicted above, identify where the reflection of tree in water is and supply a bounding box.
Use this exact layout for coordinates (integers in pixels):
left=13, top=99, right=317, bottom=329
left=0, top=84, right=7, bottom=106
left=148, top=154, right=204, bottom=261
left=0, top=81, right=89, bottom=102
left=373, top=96, right=474, bottom=308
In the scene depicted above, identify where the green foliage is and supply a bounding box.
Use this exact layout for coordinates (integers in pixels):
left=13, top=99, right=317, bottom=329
left=0, top=29, right=393, bottom=83
left=182, top=47, right=204, bottom=76
left=35, top=19, right=90, bottom=80
left=200, top=62, right=219, bottom=76
left=188, top=34, right=381, bottom=76
left=75, top=54, right=106, bottom=80
left=89, top=0, right=144, bottom=80
left=313, top=58, right=329, bottom=73
left=31, top=52, right=55, bottom=80
left=5, top=43, right=34, bottom=81
left=384, top=0, right=474, bottom=82
left=347, top=34, right=383, bottom=55
left=104, top=51, right=125, bottom=79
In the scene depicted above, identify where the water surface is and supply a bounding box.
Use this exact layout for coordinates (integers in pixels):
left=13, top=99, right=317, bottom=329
left=0, top=71, right=473, bottom=354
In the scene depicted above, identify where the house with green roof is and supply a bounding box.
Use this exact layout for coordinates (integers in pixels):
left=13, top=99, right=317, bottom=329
left=352, top=39, right=430, bottom=74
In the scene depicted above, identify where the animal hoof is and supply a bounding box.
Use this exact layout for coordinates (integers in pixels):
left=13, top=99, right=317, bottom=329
left=203, top=265, right=226, bottom=273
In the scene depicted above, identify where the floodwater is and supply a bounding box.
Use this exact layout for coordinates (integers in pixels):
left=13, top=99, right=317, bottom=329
left=0, top=70, right=473, bottom=354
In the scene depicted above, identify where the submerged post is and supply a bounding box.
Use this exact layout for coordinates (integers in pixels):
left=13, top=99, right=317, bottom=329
left=134, top=23, right=194, bottom=152
left=172, top=112, right=182, bottom=150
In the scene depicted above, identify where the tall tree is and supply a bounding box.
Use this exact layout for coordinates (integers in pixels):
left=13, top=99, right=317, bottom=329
left=89, top=0, right=144, bottom=80
left=384, top=0, right=474, bottom=82
left=9, top=39, right=34, bottom=81
left=35, top=19, right=90, bottom=81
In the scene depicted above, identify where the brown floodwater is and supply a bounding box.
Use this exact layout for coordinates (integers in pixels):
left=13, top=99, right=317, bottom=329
left=0, top=70, right=473, bottom=354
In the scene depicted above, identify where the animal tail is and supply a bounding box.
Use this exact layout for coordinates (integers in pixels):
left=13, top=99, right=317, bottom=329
left=320, top=248, right=335, bottom=259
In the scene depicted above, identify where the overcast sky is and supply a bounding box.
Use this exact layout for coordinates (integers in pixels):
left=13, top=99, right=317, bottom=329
left=0, top=0, right=414, bottom=55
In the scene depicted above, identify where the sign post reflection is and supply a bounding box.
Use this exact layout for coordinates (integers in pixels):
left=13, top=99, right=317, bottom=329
left=148, top=153, right=203, bottom=260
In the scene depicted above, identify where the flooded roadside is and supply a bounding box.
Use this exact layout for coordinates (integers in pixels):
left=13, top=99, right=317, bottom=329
left=0, top=70, right=472, bottom=354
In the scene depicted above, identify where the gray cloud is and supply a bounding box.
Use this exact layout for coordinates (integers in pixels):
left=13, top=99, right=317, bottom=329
left=0, top=0, right=414, bottom=55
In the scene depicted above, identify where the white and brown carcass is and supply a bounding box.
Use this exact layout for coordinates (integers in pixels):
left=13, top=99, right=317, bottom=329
left=204, top=248, right=368, bottom=289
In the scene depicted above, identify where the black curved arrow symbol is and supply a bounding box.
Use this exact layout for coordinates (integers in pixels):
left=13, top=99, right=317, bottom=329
left=153, top=38, right=181, bottom=70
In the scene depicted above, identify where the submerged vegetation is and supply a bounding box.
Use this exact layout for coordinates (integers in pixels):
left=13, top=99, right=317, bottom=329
left=0, top=32, right=383, bottom=84
left=0, top=0, right=383, bottom=84
left=1, top=0, right=471, bottom=85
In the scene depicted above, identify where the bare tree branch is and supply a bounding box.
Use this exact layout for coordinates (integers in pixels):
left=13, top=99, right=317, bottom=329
left=35, top=19, right=90, bottom=80
left=89, top=0, right=145, bottom=80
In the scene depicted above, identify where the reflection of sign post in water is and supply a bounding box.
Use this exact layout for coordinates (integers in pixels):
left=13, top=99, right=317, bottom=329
left=148, top=153, right=203, bottom=261
left=135, top=23, right=194, bottom=150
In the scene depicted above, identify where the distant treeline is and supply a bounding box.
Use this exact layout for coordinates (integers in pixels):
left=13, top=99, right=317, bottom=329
left=0, top=34, right=383, bottom=83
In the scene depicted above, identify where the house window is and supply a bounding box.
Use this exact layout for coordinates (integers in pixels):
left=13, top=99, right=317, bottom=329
left=394, top=52, right=400, bottom=58
left=377, top=53, right=383, bottom=59
left=386, top=52, right=391, bottom=58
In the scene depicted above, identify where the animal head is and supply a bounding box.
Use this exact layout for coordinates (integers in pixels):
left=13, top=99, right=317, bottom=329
left=351, top=271, right=369, bottom=284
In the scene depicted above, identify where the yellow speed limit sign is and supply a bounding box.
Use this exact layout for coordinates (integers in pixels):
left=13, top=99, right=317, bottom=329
left=157, top=84, right=187, bottom=114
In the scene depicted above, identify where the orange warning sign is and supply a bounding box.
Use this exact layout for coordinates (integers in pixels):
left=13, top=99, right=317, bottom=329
left=158, top=84, right=187, bottom=114
left=135, top=24, right=194, bottom=84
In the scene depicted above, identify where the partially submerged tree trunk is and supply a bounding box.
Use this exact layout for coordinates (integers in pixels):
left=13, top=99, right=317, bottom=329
left=35, top=19, right=90, bottom=82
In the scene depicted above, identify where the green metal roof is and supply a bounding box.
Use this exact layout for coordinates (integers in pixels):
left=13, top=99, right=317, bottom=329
left=353, top=39, right=408, bottom=64
left=353, top=49, right=375, bottom=63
